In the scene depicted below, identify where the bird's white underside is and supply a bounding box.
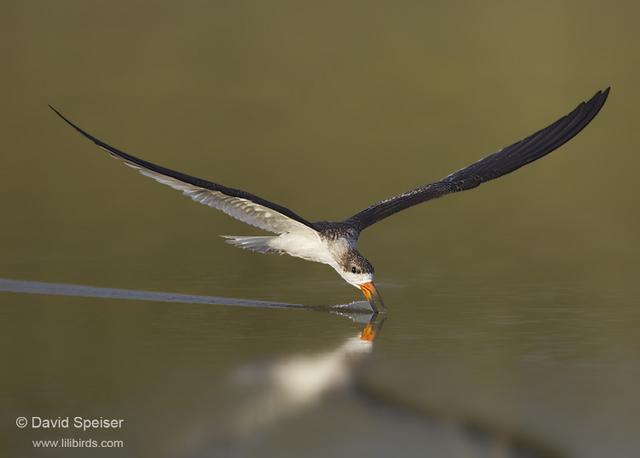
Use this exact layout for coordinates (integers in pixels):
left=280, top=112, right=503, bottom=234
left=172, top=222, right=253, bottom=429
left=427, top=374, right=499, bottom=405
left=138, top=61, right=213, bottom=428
left=115, top=153, right=340, bottom=266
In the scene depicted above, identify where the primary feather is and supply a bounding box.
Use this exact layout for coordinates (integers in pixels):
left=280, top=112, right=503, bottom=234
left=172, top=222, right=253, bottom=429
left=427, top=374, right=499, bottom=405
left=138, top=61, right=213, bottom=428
left=346, top=88, right=610, bottom=231
left=48, top=105, right=317, bottom=237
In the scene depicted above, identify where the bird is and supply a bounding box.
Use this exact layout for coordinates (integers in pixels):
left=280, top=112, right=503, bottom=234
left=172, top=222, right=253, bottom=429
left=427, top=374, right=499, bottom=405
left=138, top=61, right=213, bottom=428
left=49, top=88, right=609, bottom=313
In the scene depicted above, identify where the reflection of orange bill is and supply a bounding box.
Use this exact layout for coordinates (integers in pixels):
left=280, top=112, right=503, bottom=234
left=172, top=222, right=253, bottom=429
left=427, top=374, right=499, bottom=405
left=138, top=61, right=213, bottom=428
left=360, top=323, right=376, bottom=342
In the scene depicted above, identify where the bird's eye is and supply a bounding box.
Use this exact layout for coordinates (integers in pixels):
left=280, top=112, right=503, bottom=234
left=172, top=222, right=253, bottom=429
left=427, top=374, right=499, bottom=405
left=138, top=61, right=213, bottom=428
left=351, top=267, right=357, bottom=274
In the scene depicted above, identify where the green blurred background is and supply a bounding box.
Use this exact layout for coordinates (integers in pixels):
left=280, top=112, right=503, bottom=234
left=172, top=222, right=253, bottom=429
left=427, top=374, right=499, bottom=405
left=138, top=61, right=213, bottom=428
left=1, top=1, right=639, bottom=457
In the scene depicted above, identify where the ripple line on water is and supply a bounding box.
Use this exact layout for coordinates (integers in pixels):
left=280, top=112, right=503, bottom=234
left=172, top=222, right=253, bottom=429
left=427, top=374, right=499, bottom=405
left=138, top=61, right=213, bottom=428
left=0, top=278, right=305, bottom=310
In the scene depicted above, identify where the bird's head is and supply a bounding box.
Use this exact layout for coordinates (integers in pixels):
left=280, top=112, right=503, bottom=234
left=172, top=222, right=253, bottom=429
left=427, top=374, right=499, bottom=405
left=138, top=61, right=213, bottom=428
left=337, top=250, right=385, bottom=313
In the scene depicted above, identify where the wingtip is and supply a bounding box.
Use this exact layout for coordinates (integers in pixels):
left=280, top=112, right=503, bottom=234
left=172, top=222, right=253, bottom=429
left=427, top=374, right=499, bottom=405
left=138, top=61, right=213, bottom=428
left=48, top=104, right=71, bottom=124
left=596, top=86, right=611, bottom=101
left=47, top=105, right=96, bottom=141
left=584, top=87, right=610, bottom=113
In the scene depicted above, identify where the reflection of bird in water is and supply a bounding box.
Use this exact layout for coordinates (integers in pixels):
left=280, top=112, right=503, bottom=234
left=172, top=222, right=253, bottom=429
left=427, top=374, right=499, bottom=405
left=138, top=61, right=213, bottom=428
left=229, top=313, right=384, bottom=437
left=50, top=89, right=608, bottom=312
left=194, top=313, right=384, bottom=439
left=180, top=313, right=563, bottom=458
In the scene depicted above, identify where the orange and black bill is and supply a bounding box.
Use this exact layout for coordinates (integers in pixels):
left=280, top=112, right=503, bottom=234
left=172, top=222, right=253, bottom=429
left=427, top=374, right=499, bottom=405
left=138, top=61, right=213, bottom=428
left=359, top=282, right=386, bottom=313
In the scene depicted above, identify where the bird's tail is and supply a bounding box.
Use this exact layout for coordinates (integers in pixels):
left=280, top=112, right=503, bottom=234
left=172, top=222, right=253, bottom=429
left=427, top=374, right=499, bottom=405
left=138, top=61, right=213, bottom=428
left=222, top=236, right=282, bottom=254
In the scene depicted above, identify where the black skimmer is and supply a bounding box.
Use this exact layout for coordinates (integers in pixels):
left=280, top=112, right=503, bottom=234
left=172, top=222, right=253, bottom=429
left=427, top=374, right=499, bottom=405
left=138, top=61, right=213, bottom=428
left=50, top=88, right=609, bottom=313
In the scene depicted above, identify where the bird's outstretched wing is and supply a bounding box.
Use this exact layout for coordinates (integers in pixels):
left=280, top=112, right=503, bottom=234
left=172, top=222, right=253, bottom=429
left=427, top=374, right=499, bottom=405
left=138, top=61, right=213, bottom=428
left=346, top=88, right=609, bottom=231
left=50, top=107, right=318, bottom=235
